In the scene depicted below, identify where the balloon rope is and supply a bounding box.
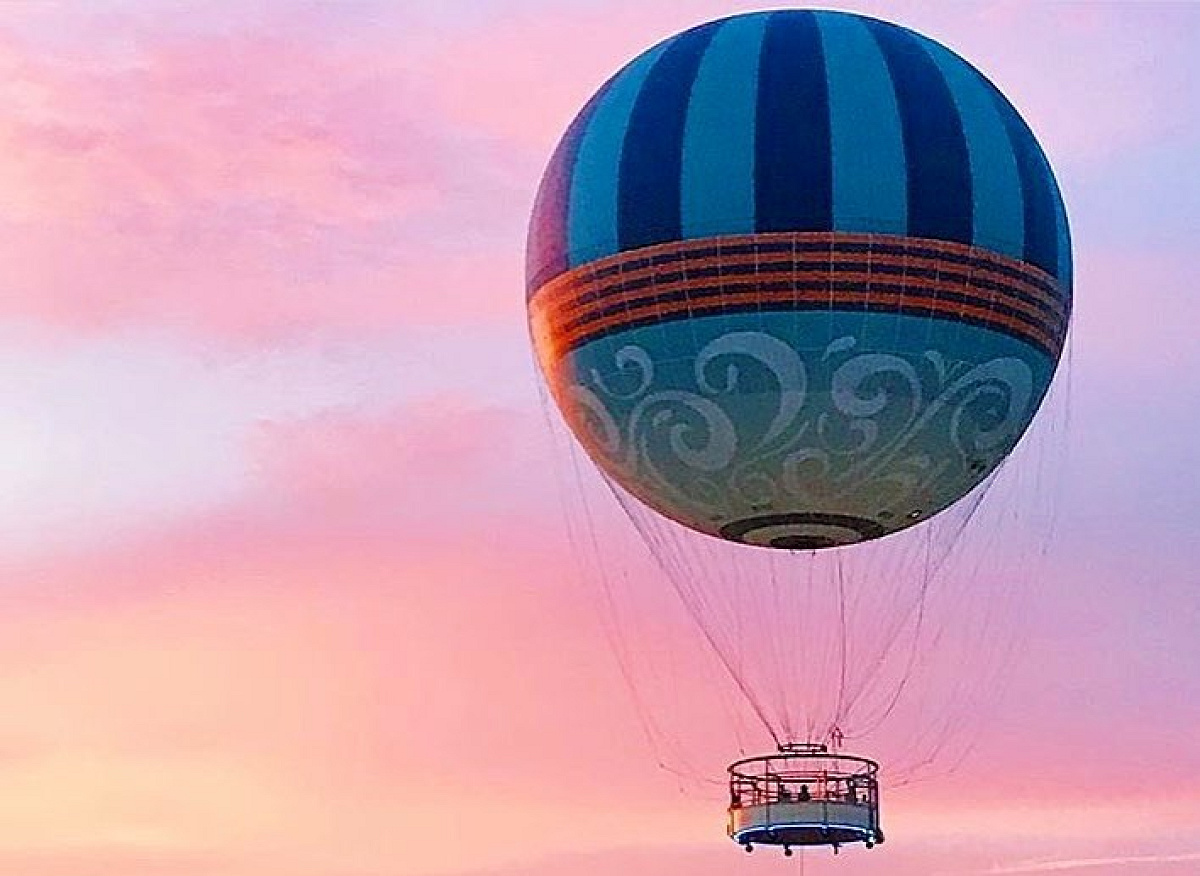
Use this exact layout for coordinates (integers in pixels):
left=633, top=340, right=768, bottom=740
left=611, top=482, right=783, bottom=748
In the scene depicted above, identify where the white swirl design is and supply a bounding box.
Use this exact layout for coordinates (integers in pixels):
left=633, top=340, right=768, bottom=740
left=567, top=384, right=622, bottom=457
left=695, top=332, right=807, bottom=450
left=590, top=345, right=653, bottom=399
left=626, top=390, right=738, bottom=473
left=566, top=329, right=1041, bottom=539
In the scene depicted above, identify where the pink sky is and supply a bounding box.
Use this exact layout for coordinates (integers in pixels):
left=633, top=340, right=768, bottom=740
left=2, top=2, right=1198, bottom=874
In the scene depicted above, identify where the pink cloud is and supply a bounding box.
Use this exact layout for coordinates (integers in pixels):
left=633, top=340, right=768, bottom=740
left=0, top=20, right=527, bottom=339
left=0, top=495, right=717, bottom=874
left=0, top=384, right=1197, bottom=874
left=245, top=397, right=555, bottom=547
left=0, top=27, right=439, bottom=225
left=3, top=459, right=1195, bottom=876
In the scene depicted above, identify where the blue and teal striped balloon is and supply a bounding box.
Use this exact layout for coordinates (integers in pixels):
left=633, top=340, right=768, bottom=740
left=528, top=9, right=1071, bottom=550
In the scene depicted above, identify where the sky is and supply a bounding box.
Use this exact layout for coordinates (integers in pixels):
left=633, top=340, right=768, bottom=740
left=0, top=1, right=1197, bottom=875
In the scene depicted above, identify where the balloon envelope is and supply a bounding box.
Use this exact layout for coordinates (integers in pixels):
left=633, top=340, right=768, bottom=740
left=527, top=9, right=1071, bottom=549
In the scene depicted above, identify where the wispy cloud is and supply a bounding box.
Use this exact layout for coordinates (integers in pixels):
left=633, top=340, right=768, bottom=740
left=986, top=851, right=1200, bottom=873
left=0, top=12, right=528, bottom=339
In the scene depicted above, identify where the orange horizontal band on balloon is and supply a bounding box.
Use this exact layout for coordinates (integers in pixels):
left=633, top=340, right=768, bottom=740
left=537, top=252, right=1064, bottom=326
left=547, top=231, right=1065, bottom=303
left=540, top=266, right=1065, bottom=338
left=541, top=249, right=1065, bottom=324
left=531, top=232, right=1066, bottom=319
left=538, top=278, right=1067, bottom=361
left=542, top=287, right=1061, bottom=358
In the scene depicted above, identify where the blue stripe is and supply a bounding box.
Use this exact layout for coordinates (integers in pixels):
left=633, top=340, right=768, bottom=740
left=1034, top=146, right=1072, bottom=293
left=816, top=11, right=906, bottom=235
left=1052, top=176, right=1072, bottom=294
left=527, top=88, right=609, bottom=294
left=755, top=10, right=832, bottom=233
left=917, top=35, right=1025, bottom=260
left=619, top=22, right=720, bottom=252
left=986, top=81, right=1059, bottom=278
left=866, top=19, right=972, bottom=245
left=680, top=14, right=768, bottom=240
left=566, top=40, right=673, bottom=267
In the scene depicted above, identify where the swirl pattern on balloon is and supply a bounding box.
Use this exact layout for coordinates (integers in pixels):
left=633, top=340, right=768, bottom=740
left=554, top=316, right=1047, bottom=546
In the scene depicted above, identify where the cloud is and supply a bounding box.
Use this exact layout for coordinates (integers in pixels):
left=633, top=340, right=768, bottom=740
left=0, top=491, right=720, bottom=876
left=0, top=325, right=434, bottom=561
left=2, top=536, right=1194, bottom=876
left=0, top=15, right=529, bottom=339
left=0, top=315, right=547, bottom=566
left=247, top=396, right=554, bottom=543
left=986, top=851, right=1200, bottom=873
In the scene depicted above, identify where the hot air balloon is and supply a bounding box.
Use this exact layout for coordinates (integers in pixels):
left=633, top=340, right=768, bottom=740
left=527, top=8, right=1070, bottom=855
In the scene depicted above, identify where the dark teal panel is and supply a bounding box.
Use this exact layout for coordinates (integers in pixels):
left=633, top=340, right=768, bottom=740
left=681, top=14, right=769, bottom=239
left=1052, top=174, right=1072, bottom=295
left=527, top=86, right=610, bottom=295
left=566, top=40, right=673, bottom=268
left=986, top=81, right=1060, bottom=279
left=917, top=34, right=1025, bottom=261
left=866, top=19, right=973, bottom=245
left=816, top=11, right=907, bottom=235
left=1033, top=142, right=1073, bottom=295
left=755, top=11, right=832, bottom=232
left=619, top=22, right=721, bottom=251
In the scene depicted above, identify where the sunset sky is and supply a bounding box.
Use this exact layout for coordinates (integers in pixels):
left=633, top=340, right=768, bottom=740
left=1, top=2, right=1198, bottom=875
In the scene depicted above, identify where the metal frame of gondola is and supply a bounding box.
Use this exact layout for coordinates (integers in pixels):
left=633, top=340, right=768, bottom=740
left=727, top=743, right=884, bottom=855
